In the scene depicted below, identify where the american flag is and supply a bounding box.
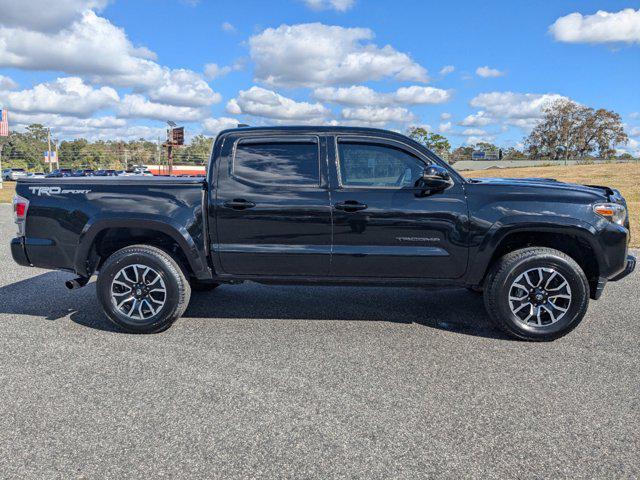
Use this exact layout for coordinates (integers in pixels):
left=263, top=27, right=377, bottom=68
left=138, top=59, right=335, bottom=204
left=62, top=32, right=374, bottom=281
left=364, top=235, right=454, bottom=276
left=0, top=108, right=8, bottom=137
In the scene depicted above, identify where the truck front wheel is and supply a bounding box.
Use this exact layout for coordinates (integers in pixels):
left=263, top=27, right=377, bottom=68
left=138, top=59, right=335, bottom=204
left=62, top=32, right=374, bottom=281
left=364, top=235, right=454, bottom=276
left=483, top=247, right=589, bottom=341
left=96, top=245, right=191, bottom=333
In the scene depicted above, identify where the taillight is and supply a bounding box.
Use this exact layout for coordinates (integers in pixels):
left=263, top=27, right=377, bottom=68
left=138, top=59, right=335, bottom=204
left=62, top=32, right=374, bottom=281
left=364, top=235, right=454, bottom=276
left=13, top=194, right=29, bottom=236
left=15, top=202, right=27, bottom=217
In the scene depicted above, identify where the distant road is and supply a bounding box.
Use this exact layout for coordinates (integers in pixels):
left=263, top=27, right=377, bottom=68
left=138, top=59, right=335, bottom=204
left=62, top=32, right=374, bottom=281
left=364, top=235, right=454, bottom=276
left=454, top=158, right=636, bottom=171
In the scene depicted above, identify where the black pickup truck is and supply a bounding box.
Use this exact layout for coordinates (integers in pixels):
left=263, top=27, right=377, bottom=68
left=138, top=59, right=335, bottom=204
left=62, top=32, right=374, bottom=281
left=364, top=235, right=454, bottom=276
left=11, top=126, right=635, bottom=340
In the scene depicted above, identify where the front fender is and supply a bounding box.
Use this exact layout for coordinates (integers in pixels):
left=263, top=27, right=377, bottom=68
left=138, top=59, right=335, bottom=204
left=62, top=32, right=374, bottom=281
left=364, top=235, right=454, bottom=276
left=465, top=215, right=602, bottom=284
left=75, top=213, right=210, bottom=279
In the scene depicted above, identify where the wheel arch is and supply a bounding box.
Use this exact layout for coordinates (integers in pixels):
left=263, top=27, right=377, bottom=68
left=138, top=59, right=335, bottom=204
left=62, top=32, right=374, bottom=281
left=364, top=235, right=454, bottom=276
left=468, top=218, right=603, bottom=298
left=74, top=216, right=211, bottom=280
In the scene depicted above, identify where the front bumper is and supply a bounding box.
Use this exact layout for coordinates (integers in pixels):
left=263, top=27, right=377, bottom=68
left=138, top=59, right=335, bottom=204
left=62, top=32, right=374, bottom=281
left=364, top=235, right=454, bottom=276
left=610, top=254, right=636, bottom=282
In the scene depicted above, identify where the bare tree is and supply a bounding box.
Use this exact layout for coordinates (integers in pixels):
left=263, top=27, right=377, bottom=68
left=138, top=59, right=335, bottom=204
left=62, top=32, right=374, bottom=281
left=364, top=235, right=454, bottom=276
left=525, top=99, right=628, bottom=159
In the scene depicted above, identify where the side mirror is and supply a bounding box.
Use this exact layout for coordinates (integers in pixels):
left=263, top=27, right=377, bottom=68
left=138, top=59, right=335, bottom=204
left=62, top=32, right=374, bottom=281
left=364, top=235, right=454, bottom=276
left=417, top=165, right=452, bottom=193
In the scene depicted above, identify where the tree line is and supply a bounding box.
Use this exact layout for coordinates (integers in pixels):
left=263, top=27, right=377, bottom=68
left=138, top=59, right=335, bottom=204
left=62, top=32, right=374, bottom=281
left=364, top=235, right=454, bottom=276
left=408, top=99, right=633, bottom=163
left=0, top=124, right=213, bottom=171
left=0, top=99, right=635, bottom=171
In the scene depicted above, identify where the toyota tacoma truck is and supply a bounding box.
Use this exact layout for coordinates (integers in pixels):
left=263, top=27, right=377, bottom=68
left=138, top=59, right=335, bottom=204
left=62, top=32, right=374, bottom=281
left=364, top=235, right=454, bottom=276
left=10, top=126, right=636, bottom=340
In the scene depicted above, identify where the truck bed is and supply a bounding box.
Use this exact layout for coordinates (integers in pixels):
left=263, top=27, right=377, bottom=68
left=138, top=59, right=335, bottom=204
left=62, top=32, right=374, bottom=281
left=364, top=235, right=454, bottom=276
left=13, top=176, right=210, bottom=279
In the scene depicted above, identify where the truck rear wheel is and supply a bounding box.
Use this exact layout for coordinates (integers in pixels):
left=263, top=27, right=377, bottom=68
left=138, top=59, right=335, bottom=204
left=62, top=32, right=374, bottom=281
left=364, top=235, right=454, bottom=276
left=483, top=247, right=589, bottom=341
left=97, top=245, right=191, bottom=333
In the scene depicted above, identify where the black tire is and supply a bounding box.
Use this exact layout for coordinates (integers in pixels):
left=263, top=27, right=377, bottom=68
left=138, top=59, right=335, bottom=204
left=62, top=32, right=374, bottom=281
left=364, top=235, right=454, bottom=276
left=483, top=247, right=589, bottom=341
left=97, top=245, right=191, bottom=333
left=190, top=279, right=220, bottom=292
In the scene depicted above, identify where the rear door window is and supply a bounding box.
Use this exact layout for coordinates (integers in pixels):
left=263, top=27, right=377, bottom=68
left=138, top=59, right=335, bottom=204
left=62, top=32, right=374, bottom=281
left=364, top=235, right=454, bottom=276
left=233, top=138, right=320, bottom=186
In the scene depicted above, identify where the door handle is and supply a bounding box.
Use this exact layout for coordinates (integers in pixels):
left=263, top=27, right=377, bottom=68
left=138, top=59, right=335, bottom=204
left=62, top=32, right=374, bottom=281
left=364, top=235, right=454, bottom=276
left=334, top=201, right=367, bottom=212
left=223, top=199, right=256, bottom=210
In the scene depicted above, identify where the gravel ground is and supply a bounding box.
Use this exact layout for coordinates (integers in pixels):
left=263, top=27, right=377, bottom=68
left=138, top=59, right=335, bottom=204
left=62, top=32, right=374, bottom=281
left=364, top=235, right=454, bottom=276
left=0, top=204, right=638, bottom=479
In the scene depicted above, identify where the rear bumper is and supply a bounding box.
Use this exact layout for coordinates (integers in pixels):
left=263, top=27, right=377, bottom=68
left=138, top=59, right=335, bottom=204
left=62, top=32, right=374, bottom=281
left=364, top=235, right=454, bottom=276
left=610, top=255, right=636, bottom=282
left=10, top=237, right=31, bottom=267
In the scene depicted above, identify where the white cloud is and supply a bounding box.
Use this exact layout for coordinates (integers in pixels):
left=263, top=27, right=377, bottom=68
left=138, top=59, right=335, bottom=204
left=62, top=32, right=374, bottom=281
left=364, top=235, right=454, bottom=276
left=476, top=66, right=505, bottom=78
left=0, top=75, right=18, bottom=91
left=11, top=111, right=124, bottom=129
left=313, top=85, right=450, bottom=106
left=466, top=135, right=496, bottom=146
left=8, top=111, right=166, bottom=141
left=249, top=23, right=428, bottom=87
left=221, top=21, right=236, bottom=33
left=629, top=126, right=640, bottom=137
left=202, top=117, right=240, bottom=136
left=462, top=128, right=487, bottom=136
left=0, top=11, right=157, bottom=83
left=0, top=9, right=218, bottom=109
left=204, top=60, right=243, bottom=80
left=0, top=77, right=118, bottom=117
left=0, top=0, right=108, bottom=32
left=118, top=94, right=209, bottom=122
left=549, top=8, right=640, bottom=44
left=439, top=65, right=455, bottom=75
left=148, top=69, right=221, bottom=108
left=440, top=112, right=452, bottom=120
left=395, top=86, right=451, bottom=104
left=470, top=92, right=567, bottom=124
left=341, top=106, right=416, bottom=125
left=303, top=0, right=355, bottom=12
left=459, top=110, right=494, bottom=127
left=439, top=121, right=452, bottom=133
left=204, top=63, right=232, bottom=80
left=629, top=112, right=640, bottom=119
left=226, top=86, right=330, bottom=120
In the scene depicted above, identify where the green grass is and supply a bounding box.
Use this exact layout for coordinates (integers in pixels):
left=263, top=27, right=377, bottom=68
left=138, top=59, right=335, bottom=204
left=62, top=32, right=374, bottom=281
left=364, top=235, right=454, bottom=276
left=0, top=181, right=15, bottom=204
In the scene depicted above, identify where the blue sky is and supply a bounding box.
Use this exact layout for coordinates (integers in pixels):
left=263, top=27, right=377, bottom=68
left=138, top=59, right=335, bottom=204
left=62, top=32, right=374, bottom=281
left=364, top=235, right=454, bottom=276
left=0, top=0, right=638, bottom=152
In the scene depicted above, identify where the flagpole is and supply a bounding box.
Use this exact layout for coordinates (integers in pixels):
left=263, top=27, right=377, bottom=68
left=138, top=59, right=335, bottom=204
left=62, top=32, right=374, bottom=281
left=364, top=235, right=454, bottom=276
left=0, top=142, right=4, bottom=190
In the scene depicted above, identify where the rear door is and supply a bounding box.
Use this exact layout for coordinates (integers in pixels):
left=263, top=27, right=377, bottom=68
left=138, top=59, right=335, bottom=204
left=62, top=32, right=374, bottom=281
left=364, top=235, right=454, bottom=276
left=213, top=134, right=332, bottom=276
left=328, top=135, right=468, bottom=279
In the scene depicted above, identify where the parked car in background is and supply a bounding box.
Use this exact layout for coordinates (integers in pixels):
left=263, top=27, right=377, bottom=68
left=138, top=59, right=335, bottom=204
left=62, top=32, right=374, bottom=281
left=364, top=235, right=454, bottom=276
left=26, top=172, right=45, bottom=179
left=132, top=167, right=154, bottom=176
left=2, top=168, right=28, bottom=181
left=45, top=169, right=73, bottom=178
left=95, top=169, right=119, bottom=176
left=72, top=169, right=95, bottom=177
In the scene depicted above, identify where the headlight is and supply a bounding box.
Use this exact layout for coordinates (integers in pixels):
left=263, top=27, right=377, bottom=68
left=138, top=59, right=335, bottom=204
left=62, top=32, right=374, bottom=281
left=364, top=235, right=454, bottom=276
left=593, top=202, right=626, bottom=226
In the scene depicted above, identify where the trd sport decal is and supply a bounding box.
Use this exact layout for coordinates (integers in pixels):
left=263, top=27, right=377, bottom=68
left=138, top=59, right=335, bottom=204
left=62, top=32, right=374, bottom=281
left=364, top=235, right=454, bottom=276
left=28, top=186, right=91, bottom=196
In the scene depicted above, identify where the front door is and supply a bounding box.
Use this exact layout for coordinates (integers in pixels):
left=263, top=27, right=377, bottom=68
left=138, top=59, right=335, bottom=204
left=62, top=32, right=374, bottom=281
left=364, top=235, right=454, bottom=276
left=214, top=135, right=332, bottom=276
left=329, top=136, right=468, bottom=279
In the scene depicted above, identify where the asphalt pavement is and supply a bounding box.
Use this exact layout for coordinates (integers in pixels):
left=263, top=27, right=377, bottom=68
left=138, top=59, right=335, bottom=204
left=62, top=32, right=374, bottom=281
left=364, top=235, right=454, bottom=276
left=0, top=203, right=638, bottom=479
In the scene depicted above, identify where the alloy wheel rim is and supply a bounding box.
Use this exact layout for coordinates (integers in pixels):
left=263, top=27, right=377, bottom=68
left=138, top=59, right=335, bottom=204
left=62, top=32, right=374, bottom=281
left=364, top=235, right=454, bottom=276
left=111, top=264, right=167, bottom=321
left=508, top=267, right=572, bottom=327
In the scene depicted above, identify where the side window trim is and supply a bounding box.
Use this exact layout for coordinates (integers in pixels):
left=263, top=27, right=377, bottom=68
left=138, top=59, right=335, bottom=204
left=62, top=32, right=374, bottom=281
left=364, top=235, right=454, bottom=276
left=334, top=135, right=429, bottom=190
left=231, top=135, right=322, bottom=188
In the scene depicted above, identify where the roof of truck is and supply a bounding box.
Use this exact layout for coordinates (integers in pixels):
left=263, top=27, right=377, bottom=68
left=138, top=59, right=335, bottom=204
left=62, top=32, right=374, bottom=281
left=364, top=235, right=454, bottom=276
left=217, top=125, right=410, bottom=138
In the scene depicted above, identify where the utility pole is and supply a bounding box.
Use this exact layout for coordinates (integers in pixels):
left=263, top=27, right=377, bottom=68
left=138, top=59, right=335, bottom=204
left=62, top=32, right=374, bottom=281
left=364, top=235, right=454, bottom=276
left=163, top=121, right=183, bottom=176
left=47, top=128, right=52, bottom=173
left=54, top=139, right=59, bottom=170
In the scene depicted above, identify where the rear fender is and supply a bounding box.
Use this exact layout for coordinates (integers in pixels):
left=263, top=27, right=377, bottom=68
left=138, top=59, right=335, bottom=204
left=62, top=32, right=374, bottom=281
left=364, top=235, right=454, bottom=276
left=75, top=214, right=211, bottom=279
